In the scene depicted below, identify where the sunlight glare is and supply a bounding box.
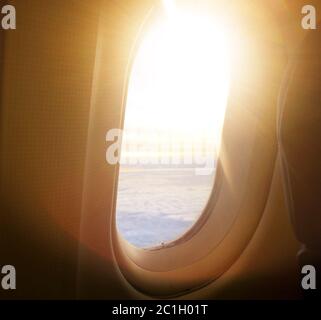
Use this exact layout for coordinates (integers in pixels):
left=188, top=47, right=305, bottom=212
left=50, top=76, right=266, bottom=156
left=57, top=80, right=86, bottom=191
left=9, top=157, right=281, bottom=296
left=122, top=1, right=231, bottom=164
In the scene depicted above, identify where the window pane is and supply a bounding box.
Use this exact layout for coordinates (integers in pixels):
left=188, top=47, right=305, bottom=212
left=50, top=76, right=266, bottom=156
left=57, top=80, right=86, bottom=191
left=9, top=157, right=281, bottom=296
left=116, top=6, right=230, bottom=248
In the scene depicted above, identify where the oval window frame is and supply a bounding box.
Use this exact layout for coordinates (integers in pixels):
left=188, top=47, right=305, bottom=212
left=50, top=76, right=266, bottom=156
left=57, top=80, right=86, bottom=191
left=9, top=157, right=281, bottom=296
left=111, top=2, right=287, bottom=298
left=115, top=7, right=228, bottom=252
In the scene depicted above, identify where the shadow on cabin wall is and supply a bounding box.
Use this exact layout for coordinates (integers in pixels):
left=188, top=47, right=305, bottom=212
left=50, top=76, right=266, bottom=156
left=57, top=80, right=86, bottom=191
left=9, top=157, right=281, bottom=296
left=0, top=203, right=131, bottom=299
left=0, top=0, right=127, bottom=299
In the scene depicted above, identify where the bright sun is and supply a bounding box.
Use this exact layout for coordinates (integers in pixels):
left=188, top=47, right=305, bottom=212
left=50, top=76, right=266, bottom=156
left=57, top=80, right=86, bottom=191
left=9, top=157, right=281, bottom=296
left=122, top=0, right=231, bottom=164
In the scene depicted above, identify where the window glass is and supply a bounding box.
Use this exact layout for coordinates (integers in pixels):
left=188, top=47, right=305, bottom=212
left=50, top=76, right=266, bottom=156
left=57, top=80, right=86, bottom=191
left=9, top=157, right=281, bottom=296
left=116, top=5, right=231, bottom=248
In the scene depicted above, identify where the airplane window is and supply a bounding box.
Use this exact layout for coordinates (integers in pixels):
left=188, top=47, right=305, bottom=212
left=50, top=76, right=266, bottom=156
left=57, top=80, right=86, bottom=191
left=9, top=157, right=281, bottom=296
left=116, top=2, right=231, bottom=248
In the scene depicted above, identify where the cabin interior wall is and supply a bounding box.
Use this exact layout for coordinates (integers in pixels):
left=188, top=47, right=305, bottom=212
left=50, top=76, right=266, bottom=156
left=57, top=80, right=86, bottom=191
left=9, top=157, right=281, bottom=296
left=0, top=0, right=102, bottom=299
left=0, top=0, right=309, bottom=299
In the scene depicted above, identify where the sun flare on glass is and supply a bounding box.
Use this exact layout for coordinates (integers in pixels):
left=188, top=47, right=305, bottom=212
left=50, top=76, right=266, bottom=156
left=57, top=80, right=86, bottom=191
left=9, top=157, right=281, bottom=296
left=122, top=3, right=231, bottom=163
left=116, top=1, right=232, bottom=248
